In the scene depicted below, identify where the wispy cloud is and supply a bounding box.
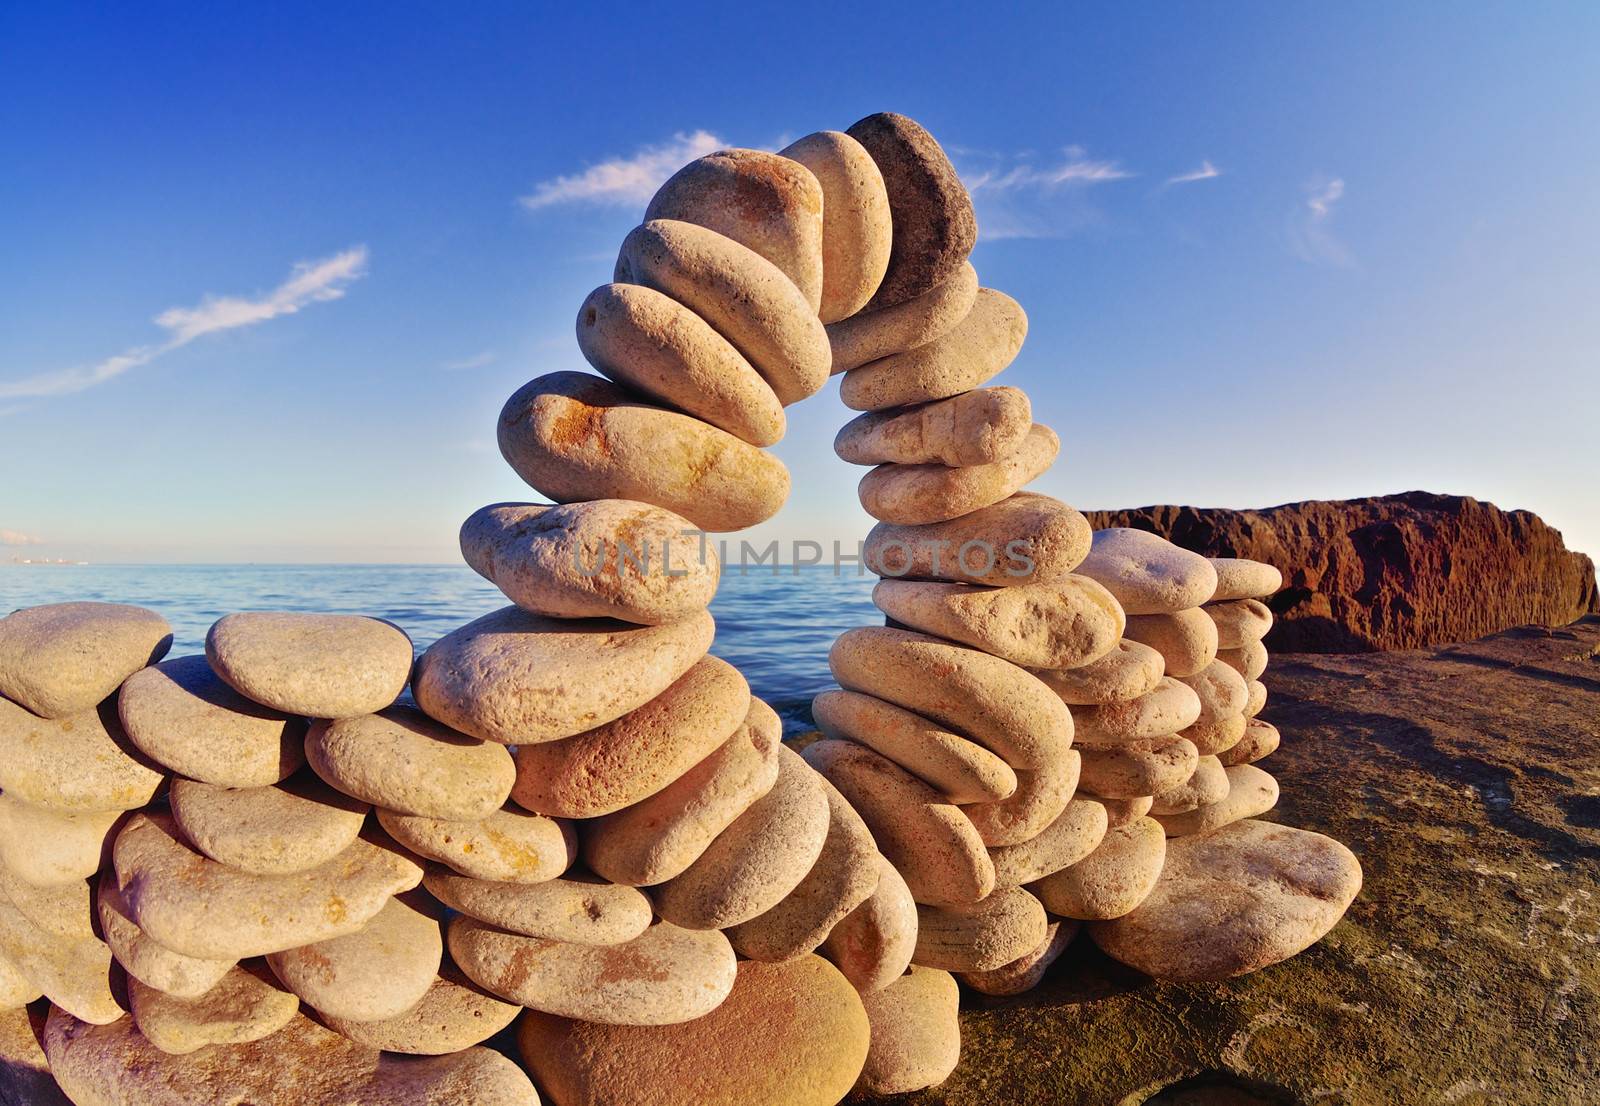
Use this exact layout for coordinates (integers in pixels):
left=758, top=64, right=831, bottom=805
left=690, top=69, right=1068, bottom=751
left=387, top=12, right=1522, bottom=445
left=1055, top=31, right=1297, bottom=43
left=442, top=350, right=497, bottom=371
left=519, top=131, right=727, bottom=210
left=964, top=146, right=1135, bottom=193
left=0, top=529, right=41, bottom=546
left=957, top=145, right=1134, bottom=241
left=1167, top=160, right=1221, bottom=186
left=1289, top=177, right=1352, bottom=266
left=0, top=247, right=368, bottom=401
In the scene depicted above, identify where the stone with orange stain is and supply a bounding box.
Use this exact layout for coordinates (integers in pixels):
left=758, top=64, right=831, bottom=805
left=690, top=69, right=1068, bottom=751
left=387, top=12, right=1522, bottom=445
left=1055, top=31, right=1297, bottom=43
left=0, top=697, right=165, bottom=814
left=268, top=894, right=441, bottom=1023
left=376, top=804, right=575, bottom=884
left=425, top=869, right=651, bottom=946
left=168, top=772, right=368, bottom=876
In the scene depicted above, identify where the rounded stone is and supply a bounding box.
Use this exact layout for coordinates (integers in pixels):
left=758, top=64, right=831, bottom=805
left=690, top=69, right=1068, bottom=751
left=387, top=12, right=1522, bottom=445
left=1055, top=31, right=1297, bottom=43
left=827, top=260, right=978, bottom=374
left=1150, top=755, right=1231, bottom=815
left=413, top=604, right=713, bottom=746
left=129, top=965, right=298, bottom=1056
left=425, top=869, right=651, bottom=945
left=118, top=654, right=306, bottom=787
left=0, top=794, right=121, bottom=887
left=820, top=855, right=917, bottom=994
left=842, top=288, right=1028, bottom=411
left=914, top=885, right=1049, bottom=972
left=962, top=749, right=1081, bottom=848
left=779, top=130, right=891, bottom=322
left=1076, top=529, right=1220, bottom=616
left=1090, top=819, right=1362, bottom=980
left=206, top=613, right=412, bottom=719
left=865, top=491, right=1092, bottom=587
left=268, top=894, right=442, bottom=1023
left=576, top=282, right=785, bottom=446
left=1220, top=718, right=1281, bottom=767
left=1124, top=608, right=1220, bottom=678
left=0, top=601, right=171, bottom=720
left=830, top=626, right=1073, bottom=769
left=1078, top=736, right=1199, bottom=800
left=461, top=500, right=719, bottom=625
left=511, top=655, right=749, bottom=818
left=1209, top=557, right=1283, bottom=602
left=1208, top=597, right=1275, bottom=648
left=847, top=111, right=977, bottom=310
left=0, top=861, right=92, bottom=938
left=1073, top=676, right=1203, bottom=745
left=855, top=966, right=960, bottom=1095
left=1091, top=793, right=1156, bottom=828
left=1219, top=640, right=1269, bottom=681
left=1154, top=763, right=1280, bottom=836
left=376, top=804, right=574, bottom=884
left=1245, top=678, right=1269, bottom=717
left=858, top=423, right=1058, bottom=525
left=451, top=915, right=736, bottom=1025
left=307, top=705, right=515, bottom=821
left=1033, top=816, right=1168, bottom=921
left=1182, top=712, right=1249, bottom=757
left=958, top=919, right=1078, bottom=996
left=614, top=219, right=829, bottom=405
left=319, top=963, right=521, bottom=1055
left=0, top=698, right=164, bottom=814
left=1178, top=659, right=1250, bottom=725
left=0, top=876, right=121, bottom=1025
left=835, top=385, right=1032, bottom=467
left=583, top=698, right=782, bottom=887
left=96, top=879, right=235, bottom=1000
left=1033, top=639, right=1165, bottom=706
left=989, top=796, right=1109, bottom=886
left=0, top=954, right=41, bottom=1012
left=169, top=773, right=368, bottom=876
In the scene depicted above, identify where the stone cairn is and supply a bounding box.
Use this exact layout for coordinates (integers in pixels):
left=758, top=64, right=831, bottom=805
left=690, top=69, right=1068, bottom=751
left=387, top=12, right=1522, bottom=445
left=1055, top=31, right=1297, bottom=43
left=0, top=113, right=1361, bottom=1106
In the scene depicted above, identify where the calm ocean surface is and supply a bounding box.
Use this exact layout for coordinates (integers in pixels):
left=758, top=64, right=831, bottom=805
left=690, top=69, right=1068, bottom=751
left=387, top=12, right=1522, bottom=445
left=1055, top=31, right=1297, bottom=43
left=0, top=563, right=882, bottom=735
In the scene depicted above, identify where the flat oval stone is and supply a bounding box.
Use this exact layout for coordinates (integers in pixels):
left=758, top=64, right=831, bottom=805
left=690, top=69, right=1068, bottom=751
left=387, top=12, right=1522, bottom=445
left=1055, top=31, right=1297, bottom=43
left=307, top=706, right=514, bottom=821
left=828, top=261, right=978, bottom=374
left=129, top=965, right=298, bottom=1056
left=0, top=794, right=120, bottom=887
left=1208, top=597, right=1275, bottom=648
left=114, top=813, right=422, bottom=960
left=1155, top=763, right=1280, bottom=836
left=319, top=963, right=521, bottom=1055
left=1090, top=819, right=1362, bottom=980
left=836, top=386, right=1032, bottom=467
left=119, top=654, right=305, bottom=787
left=811, top=689, right=1017, bottom=804
left=0, top=880, right=120, bottom=1024
left=377, top=804, right=575, bottom=884
left=584, top=698, right=782, bottom=886
left=1072, top=676, right=1202, bottom=745
left=830, top=627, right=1073, bottom=769
left=413, top=604, right=713, bottom=745
left=451, top=915, right=736, bottom=1025
left=654, top=746, right=830, bottom=930
left=803, top=738, right=993, bottom=906
left=206, top=613, right=412, bottom=719
left=779, top=130, right=891, bottom=322
left=820, top=855, right=917, bottom=994
left=1078, top=736, right=1199, bottom=800
left=1033, top=816, right=1168, bottom=920
left=462, top=500, right=718, bottom=627
left=855, top=966, right=960, bottom=1095
left=425, top=869, right=651, bottom=945
left=1076, top=529, right=1220, bottom=616
left=858, top=423, right=1058, bottom=525
left=0, top=602, right=171, bottom=719
left=1178, top=659, right=1250, bottom=724
left=576, top=282, right=785, bottom=445
left=615, top=219, right=830, bottom=405
left=1245, top=678, right=1268, bottom=717
left=1218, top=640, right=1269, bottom=681
left=511, top=655, right=748, bottom=818
left=865, top=491, right=1091, bottom=587
left=847, top=112, right=976, bottom=310
left=843, top=288, right=1027, bottom=411
left=1182, top=712, right=1248, bottom=757
left=1033, top=639, right=1165, bottom=706
left=958, top=918, right=1078, bottom=996
left=1091, top=794, right=1155, bottom=827
left=1150, top=755, right=1231, bottom=815
left=990, top=797, right=1108, bottom=886
left=169, top=773, right=368, bottom=875
left=1209, top=557, right=1283, bottom=601
left=268, top=894, right=442, bottom=1022
left=1124, top=608, right=1220, bottom=678
left=0, top=698, right=164, bottom=814
left=646, top=148, right=825, bottom=311
left=1220, top=718, right=1280, bottom=767
left=914, top=885, right=1048, bottom=972
left=497, top=371, right=790, bottom=532
left=44, top=1007, right=541, bottom=1106
left=962, top=750, right=1081, bottom=848
left=97, top=879, right=235, bottom=999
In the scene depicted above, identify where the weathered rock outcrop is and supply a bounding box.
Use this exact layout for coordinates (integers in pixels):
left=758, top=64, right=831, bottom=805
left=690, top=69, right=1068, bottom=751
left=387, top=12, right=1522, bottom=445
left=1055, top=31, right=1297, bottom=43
left=1088, top=491, right=1596, bottom=652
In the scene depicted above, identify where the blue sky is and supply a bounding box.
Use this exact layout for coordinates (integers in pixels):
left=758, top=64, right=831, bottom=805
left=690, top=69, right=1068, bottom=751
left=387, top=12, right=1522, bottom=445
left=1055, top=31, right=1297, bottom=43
left=2, top=2, right=1596, bottom=564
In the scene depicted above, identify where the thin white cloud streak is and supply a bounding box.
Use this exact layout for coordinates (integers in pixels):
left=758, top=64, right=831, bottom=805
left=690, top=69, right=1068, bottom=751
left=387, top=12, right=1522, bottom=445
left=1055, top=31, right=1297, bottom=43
left=965, top=147, right=1135, bottom=193
left=0, top=247, right=369, bottom=401
left=1307, top=178, right=1345, bottom=218
left=958, top=145, right=1133, bottom=242
left=519, top=131, right=726, bottom=210
left=1166, top=160, right=1221, bottom=185
left=1289, top=177, right=1353, bottom=266
left=0, top=530, right=41, bottom=546
left=442, top=350, right=497, bottom=371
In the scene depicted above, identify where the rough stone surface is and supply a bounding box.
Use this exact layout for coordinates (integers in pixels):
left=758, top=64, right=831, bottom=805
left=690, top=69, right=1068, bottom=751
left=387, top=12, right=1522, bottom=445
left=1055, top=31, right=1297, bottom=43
left=779, top=130, right=892, bottom=322
left=425, top=869, right=651, bottom=945
left=827, top=261, right=977, bottom=374
left=1077, top=735, right=1198, bottom=800
left=268, top=894, right=443, bottom=1022
left=1219, top=718, right=1280, bottom=767
left=1072, top=677, right=1202, bottom=744
left=842, top=289, right=1027, bottom=411
left=1179, top=712, right=1247, bottom=757
left=836, top=386, right=1032, bottom=467
left=1075, top=528, right=1219, bottom=616
left=1153, top=763, right=1279, bottom=836
left=811, top=690, right=1017, bottom=804
left=1176, top=659, right=1249, bottom=725
left=858, top=423, right=1058, bottom=525
left=0, top=795, right=120, bottom=887
left=1123, top=608, right=1220, bottom=678
left=864, top=492, right=1091, bottom=587
left=1209, top=557, right=1283, bottom=602
left=958, top=919, right=1078, bottom=997
left=206, top=612, right=412, bottom=719
left=914, top=886, right=1048, bottom=972
left=169, top=772, right=368, bottom=875
left=1207, top=597, right=1274, bottom=649
left=319, top=963, right=521, bottom=1055
left=819, top=854, right=917, bottom=995
left=0, top=602, right=171, bottom=719
left=1032, top=639, right=1165, bottom=706
left=856, top=966, right=961, bottom=1096
left=376, top=804, right=575, bottom=884
left=989, top=797, right=1108, bottom=886
left=961, top=750, right=1080, bottom=849
left=0, top=698, right=164, bottom=814
left=1149, top=754, right=1230, bottom=815
left=0, top=877, right=121, bottom=1024
left=96, top=878, right=235, bottom=999
left=1032, top=816, right=1168, bottom=921
left=129, top=964, right=298, bottom=1055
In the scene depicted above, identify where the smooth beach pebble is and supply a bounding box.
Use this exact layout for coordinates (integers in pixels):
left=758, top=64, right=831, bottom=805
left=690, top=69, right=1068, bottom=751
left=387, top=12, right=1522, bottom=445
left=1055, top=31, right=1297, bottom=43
left=0, top=698, right=164, bottom=814
left=1033, top=816, right=1168, bottom=921
left=1089, top=794, right=1156, bottom=828
left=1124, top=608, right=1220, bottom=678
left=803, top=738, right=995, bottom=906
left=0, top=880, right=121, bottom=1025
left=318, top=963, right=521, bottom=1055
left=1182, top=712, right=1249, bottom=757
left=1077, top=736, right=1199, bottom=800
left=1178, top=659, right=1250, bottom=724
left=498, top=371, right=790, bottom=532
left=307, top=706, right=515, bottom=821
left=43, top=1007, right=541, bottom=1106
left=1155, top=763, right=1280, bottom=837
left=376, top=804, right=575, bottom=884
left=460, top=500, right=719, bottom=626
left=835, top=385, right=1032, bottom=467
left=855, top=966, right=961, bottom=1096
left=168, top=773, right=368, bottom=876
left=1218, top=640, right=1269, bottom=682
left=989, top=796, right=1109, bottom=886
left=1209, top=557, right=1284, bottom=602
left=0, top=601, right=171, bottom=720
left=96, top=879, right=235, bottom=1000
left=128, top=965, right=298, bottom=1056
left=118, top=654, right=305, bottom=787
left=450, top=915, right=736, bottom=1025
left=830, top=627, right=1073, bottom=769
left=113, top=813, right=422, bottom=961
left=576, top=283, right=785, bottom=446
left=511, top=655, right=749, bottom=819
left=1033, top=639, right=1165, bottom=706
left=425, top=869, right=652, bottom=945
left=0, top=951, right=41, bottom=1009
left=518, top=955, right=869, bottom=1106
left=1072, top=676, right=1203, bottom=745
left=1150, top=754, right=1231, bottom=815
left=820, top=855, right=917, bottom=994
left=646, top=148, right=825, bottom=311
left=583, top=698, right=782, bottom=887
left=1221, top=718, right=1281, bottom=767
left=914, top=885, right=1049, bottom=972
left=1207, top=597, right=1275, bottom=648
left=1245, top=678, right=1269, bottom=717
left=779, top=130, right=892, bottom=322
left=959, top=919, right=1078, bottom=996
left=0, top=861, right=94, bottom=938
left=614, top=219, right=830, bottom=405
left=268, top=894, right=442, bottom=1023
left=961, top=749, right=1081, bottom=849
left=811, top=689, right=1017, bottom=804
left=206, top=612, right=412, bottom=719
left=864, top=491, right=1092, bottom=587
left=0, top=794, right=121, bottom=887
left=858, top=422, right=1058, bottom=526
left=842, top=288, right=1028, bottom=412
left=848, top=111, right=977, bottom=310
left=873, top=573, right=1123, bottom=670
left=413, top=604, right=713, bottom=746
left=1089, top=819, right=1362, bottom=981
left=1075, top=529, right=1220, bottom=616
left=827, top=261, right=978, bottom=374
